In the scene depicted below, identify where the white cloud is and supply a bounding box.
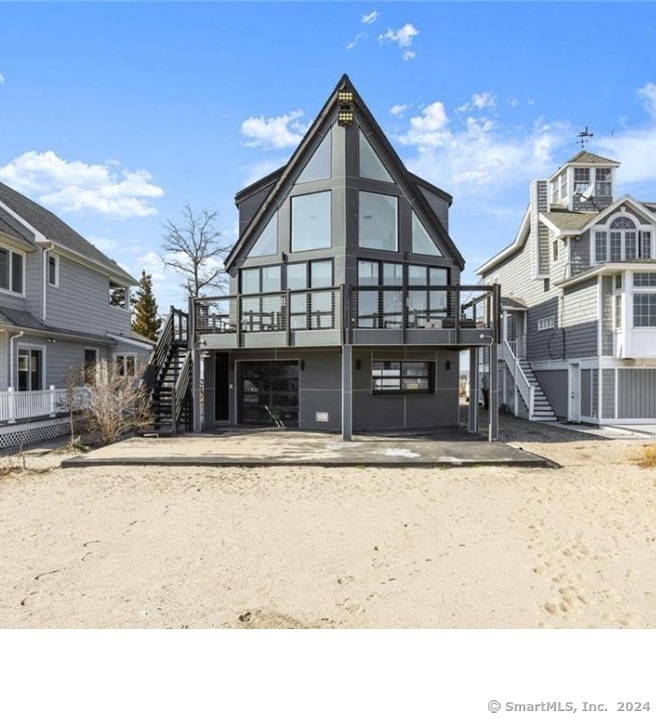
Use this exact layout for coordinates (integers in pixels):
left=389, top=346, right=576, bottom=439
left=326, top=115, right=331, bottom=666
left=390, top=103, right=410, bottom=117
left=361, top=10, right=378, bottom=24
left=0, top=72, right=4, bottom=85
left=398, top=101, right=570, bottom=194
left=241, top=109, right=309, bottom=150
left=240, top=158, right=287, bottom=189
left=638, top=82, right=656, bottom=117
left=378, top=23, right=419, bottom=58
left=0, top=150, right=163, bottom=218
left=346, top=32, right=365, bottom=50
left=457, top=92, right=497, bottom=113
left=88, top=235, right=120, bottom=254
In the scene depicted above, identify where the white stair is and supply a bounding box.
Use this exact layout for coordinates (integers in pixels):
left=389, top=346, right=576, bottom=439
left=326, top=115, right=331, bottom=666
left=517, top=359, right=558, bottom=422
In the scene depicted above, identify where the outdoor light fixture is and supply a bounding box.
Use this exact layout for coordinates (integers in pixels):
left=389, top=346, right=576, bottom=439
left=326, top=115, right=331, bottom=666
left=338, top=89, right=354, bottom=126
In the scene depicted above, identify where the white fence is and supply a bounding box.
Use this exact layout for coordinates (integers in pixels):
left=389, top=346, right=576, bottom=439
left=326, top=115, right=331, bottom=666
left=0, top=386, right=89, bottom=424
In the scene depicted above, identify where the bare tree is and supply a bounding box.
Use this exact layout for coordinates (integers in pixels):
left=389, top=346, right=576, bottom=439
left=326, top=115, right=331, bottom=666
left=161, top=203, right=232, bottom=299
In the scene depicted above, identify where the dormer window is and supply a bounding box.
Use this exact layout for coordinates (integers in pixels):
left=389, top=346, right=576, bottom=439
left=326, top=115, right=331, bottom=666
left=559, top=172, right=568, bottom=200
left=573, top=168, right=590, bottom=194
left=595, top=168, right=611, bottom=197
left=594, top=216, right=648, bottom=263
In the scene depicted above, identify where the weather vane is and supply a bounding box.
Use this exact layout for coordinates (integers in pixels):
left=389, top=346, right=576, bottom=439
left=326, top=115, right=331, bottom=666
left=577, top=126, right=594, bottom=149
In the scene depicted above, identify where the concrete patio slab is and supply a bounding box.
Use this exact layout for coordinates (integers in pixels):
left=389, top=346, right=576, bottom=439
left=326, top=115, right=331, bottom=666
left=61, top=428, right=556, bottom=469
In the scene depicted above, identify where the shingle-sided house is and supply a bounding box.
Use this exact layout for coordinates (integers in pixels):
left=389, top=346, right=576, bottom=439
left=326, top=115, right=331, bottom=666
left=477, top=150, right=656, bottom=425
left=0, top=180, right=153, bottom=447
left=171, top=75, right=500, bottom=440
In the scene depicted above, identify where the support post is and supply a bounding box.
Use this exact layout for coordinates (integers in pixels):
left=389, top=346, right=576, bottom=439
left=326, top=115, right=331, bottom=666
left=189, top=296, right=202, bottom=433
left=488, top=342, right=499, bottom=441
left=468, top=347, right=479, bottom=433
left=341, top=345, right=352, bottom=441
left=8, top=386, right=16, bottom=424
left=49, top=385, right=56, bottom=417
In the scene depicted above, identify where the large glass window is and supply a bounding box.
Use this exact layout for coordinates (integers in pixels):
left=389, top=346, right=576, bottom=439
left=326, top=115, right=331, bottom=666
left=412, top=211, right=442, bottom=256
left=634, top=294, right=656, bottom=327
left=359, top=192, right=398, bottom=251
left=359, top=130, right=393, bottom=183
left=291, top=192, right=331, bottom=252
left=634, top=273, right=656, bottom=287
left=286, top=260, right=334, bottom=330
left=247, top=215, right=278, bottom=258
left=596, top=216, right=644, bottom=263
left=297, top=133, right=331, bottom=183
left=595, top=232, right=608, bottom=262
left=640, top=231, right=652, bottom=259
left=241, top=266, right=281, bottom=294
left=0, top=247, right=24, bottom=294
left=371, top=361, right=434, bottom=395
left=286, top=260, right=333, bottom=289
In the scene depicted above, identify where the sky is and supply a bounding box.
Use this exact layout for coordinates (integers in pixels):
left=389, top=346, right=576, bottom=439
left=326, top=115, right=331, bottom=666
left=2, top=1, right=656, bottom=311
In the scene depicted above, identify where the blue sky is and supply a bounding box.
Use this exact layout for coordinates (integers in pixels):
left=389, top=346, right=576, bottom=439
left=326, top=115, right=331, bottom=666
left=2, top=2, right=656, bottom=309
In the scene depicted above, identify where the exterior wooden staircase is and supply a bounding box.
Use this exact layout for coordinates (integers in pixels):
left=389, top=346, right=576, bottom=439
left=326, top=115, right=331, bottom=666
left=501, top=341, right=557, bottom=422
left=142, top=308, right=192, bottom=435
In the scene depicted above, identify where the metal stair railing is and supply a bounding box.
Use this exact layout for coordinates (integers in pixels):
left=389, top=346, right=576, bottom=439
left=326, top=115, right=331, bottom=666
left=172, top=351, right=192, bottom=434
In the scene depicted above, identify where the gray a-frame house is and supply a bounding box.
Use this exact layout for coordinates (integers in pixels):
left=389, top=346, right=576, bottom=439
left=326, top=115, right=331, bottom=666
left=151, top=75, right=501, bottom=439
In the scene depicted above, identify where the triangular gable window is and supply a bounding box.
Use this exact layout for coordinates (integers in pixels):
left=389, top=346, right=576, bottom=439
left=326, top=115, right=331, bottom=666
left=412, top=212, right=443, bottom=257
left=359, top=129, right=393, bottom=183
left=297, top=131, right=331, bottom=183
left=247, top=214, right=277, bottom=258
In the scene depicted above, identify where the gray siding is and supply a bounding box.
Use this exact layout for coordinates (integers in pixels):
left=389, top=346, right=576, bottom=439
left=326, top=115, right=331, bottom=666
left=24, top=247, right=42, bottom=319
left=569, top=232, right=591, bottom=276
left=602, top=368, right=615, bottom=419
left=591, top=369, right=599, bottom=419
left=419, top=187, right=449, bottom=232
left=534, top=369, right=568, bottom=418
left=527, top=298, right=562, bottom=361
left=600, top=276, right=613, bottom=355
left=562, top=278, right=598, bottom=358
left=45, top=254, right=133, bottom=336
left=618, top=369, right=656, bottom=419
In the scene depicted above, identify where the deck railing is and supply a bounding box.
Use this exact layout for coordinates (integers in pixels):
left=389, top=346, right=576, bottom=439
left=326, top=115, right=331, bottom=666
left=0, top=386, right=89, bottom=424
left=194, top=284, right=499, bottom=344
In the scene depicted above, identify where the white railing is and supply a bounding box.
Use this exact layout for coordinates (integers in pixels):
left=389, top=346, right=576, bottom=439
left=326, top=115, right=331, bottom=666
left=501, top=340, right=535, bottom=417
left=0, top=386, right=89, bottom=424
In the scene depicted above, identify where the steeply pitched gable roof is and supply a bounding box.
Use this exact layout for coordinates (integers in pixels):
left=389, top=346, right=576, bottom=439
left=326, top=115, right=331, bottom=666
left=0, top=180, right=136, bottom=283
left=226, top=74, right=464, bottom=270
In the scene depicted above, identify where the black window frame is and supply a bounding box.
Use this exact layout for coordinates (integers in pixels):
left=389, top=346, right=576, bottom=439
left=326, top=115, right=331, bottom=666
left=371, top=360, right=435, bottom=395
left=0, top=246, right=25, bottom=295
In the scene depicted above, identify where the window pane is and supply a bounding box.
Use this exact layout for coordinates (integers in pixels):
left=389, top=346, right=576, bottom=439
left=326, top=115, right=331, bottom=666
left=309, top=290, right=333, bottom=329
left=261, top=295, right=282, bottom=329
left=297, top=132, right=331, bottom=183
left=261, top=265, right=281, bottom=293
left=625, top=233, right=637, bottom=260
left=429, top=267, right=448, bottom=286
left=359, top=130, right=392, bottom=182
left=11, top=253, right=23, bottom=294
left=358, top=261, right=378, bottom=285
left=310, top=260, right=332, bottom=288
left=291, top=192, right=331, bottom=251
left=408, top=265, right=427, bottom=285
left=289, top=293, right=308, bottom=329
left=412, top=212, right=442, bottom=256
left=634, top=273, right=656, bottom=287
left=0, top=249, right=9, bottom=290
left=595, top=232, right=607, bottom=263
left=357, top=290, right=379, bottom=327
left=287, top=263, right=307, bottom=290
left=241, top=269, right=260, bottom=294
left=382, top=262, right=403, bottom=286
left=610, top=233, right=622, bottom=261
left=359, top=192, right=397, bottom=251
left=402, top=362, right=428, bottom=377
left=48, top=255, right=57, bottom=285
left=614, top=295, right=622, bottom=329
left=248, top=215, right=277, bottom=257
left=610, top=217, right=636, bottom=230
left=634, top=294, right=656, bottom=327
left=640, top=232, right=652, bottom=259
left=382, top=290, right=402, bottom=327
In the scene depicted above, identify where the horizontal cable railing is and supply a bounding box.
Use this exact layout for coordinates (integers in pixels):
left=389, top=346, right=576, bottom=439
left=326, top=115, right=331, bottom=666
left=194, top=283, right=499, bottom=343
left=195, top=287, right=342, bottom=335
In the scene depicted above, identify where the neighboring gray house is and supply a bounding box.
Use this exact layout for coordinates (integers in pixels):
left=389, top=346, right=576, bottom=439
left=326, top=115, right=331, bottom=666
left=0, top=180, right=153, bottom=446
left=477, top=150, right=656, bottom=425
left=168, top=75, right=500, bottom=440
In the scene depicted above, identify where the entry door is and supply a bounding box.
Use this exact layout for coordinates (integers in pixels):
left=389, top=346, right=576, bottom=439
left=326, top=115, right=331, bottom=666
left=215, top=353, right=230, bottom=422
left=240, top=361, right=299, bottom=426
left=569, top=363, right=581, bottom=422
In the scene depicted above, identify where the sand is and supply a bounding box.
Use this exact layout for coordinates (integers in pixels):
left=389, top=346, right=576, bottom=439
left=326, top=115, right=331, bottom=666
left=1, top=422, right=655, bottom=629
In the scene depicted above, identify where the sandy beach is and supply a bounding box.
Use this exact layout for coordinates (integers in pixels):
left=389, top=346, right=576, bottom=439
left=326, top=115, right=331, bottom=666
left=1, top=420, right=655, bottom=629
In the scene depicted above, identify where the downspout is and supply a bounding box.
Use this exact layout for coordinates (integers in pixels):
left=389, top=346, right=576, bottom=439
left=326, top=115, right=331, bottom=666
left=42, top=242, right=55, bottom=322
left=9, top=331, right=25, bottom=390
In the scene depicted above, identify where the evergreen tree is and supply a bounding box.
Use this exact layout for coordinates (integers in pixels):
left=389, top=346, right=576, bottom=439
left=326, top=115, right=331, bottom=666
left=132, top=271, right=162, bottom=340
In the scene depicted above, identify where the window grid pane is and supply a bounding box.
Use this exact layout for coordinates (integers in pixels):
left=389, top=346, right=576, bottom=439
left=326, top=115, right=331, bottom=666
left=291, top=192, right=332, bottom=252
left=633, top=294, right=656, bottom=327
left=358, top=192, right=398, bottom=251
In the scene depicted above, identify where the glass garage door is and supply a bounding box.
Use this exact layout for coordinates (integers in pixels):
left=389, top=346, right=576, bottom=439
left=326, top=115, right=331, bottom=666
left=240, top=361, right=299, bottom=426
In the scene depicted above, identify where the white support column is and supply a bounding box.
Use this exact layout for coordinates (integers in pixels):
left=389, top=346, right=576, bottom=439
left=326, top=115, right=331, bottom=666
left=341, top=345, right=353, bottom=441
left=488, top=343, right=499, bottom=441
left=468, top=347, right=479, bottom=433
left=49, top=385, right=56, bottom=417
